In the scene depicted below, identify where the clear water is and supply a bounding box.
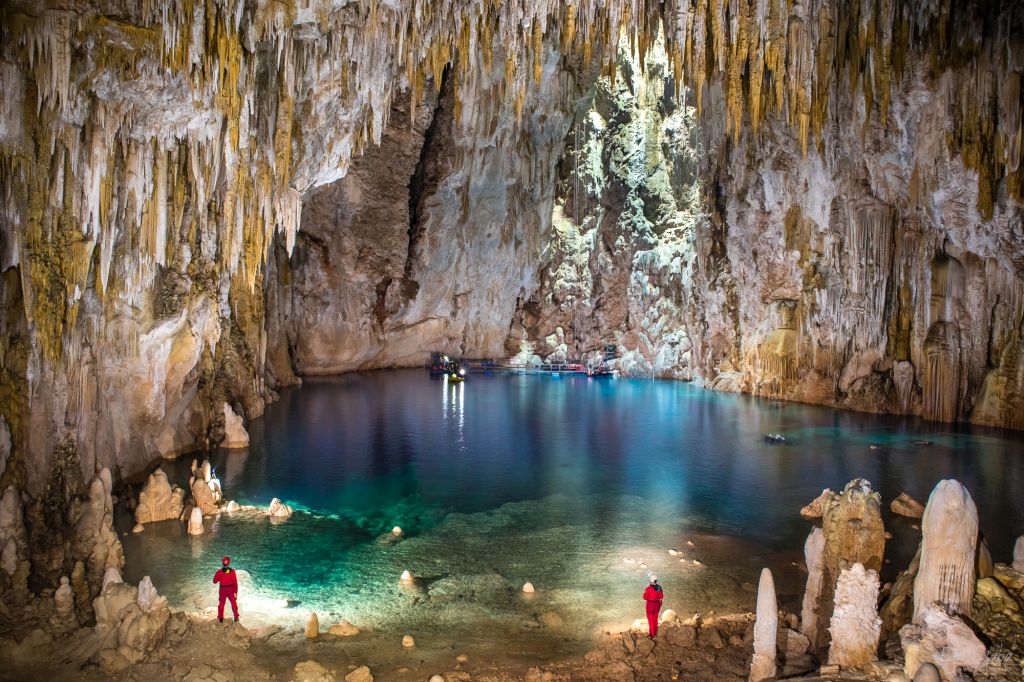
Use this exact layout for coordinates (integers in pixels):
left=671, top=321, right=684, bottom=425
left=121, top=370, right=1024, bottom=648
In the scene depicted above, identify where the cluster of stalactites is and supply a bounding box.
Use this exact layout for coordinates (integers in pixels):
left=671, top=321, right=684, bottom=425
left=0, top=0, right=1020, bottom=361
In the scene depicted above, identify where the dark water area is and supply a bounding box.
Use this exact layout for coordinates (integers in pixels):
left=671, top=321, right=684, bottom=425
left=122, top=370, right=1024, bottom=640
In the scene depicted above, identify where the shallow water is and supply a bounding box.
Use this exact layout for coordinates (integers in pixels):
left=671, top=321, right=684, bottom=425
left=121, top=370, right=1024, bottom=647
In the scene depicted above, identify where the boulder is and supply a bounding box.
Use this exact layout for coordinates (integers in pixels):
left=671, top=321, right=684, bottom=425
left=1015, top=535, right=1024, bottom=573
left=891, top=492, right=925, bottom=518
left=900, top=604, right=986, bottom=681
left=800, top=488, right=832, bottom=519
left=269, top=498, right=294, bottom=519
left=305, top=612, right=319, bottom=638
left=800, top=527, right=825, bottom=648
left=221, top=403, right=250, bottom=449
left=749, top=568, right=777, bottom=682
left=344, top=666, right=372, bottom=682
left=913, top=480, right=977, bottom=621
left=187, top=507, right=204, bottom=535
left=134, top=469, right=185, bottom=524
left=328, top=620, right=360, bottom=636
left=828, top=563, right=881, bottom=668
left=292, top=660, right=335, bottom=682
left=817, top=479, right=885, bottom=652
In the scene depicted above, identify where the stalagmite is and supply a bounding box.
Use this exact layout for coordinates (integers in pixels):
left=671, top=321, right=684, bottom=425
left=0, top=486, right=28, bottom=598
left=817, top=479, right=885, bottom=651
left=1014, top=536, right=1024, bottom=572
left=522, top=582, right=536, bottom=593
left=221, top=403, right=250, bottom=448
left=51, top=576, right=76, bottom=631
left=135, top=469, right=184, bottom=524
left=137, top=576, right=165, bottom=612
left=749, top=568, right=777, bottom=682
left=74, top=470, right=124, bottom=595
left=187, top=507, right=204, bottom=536
left=305, top=612, right=319, bottom=638
left=190, top=477, right=219, bottom=516
left=800, top=527, right=825, bottom=648
left=912, top=480, right=978, bottom=621
left=402, top=634, right=416, bottom=648
left=828, top=563, right=881, bottom=668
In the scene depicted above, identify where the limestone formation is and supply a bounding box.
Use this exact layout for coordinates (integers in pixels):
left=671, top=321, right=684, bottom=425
left=1014, top=536, right=1024, bottom=573
left=51, top=576, right=77, bottom=631
left=828, top=563, right=882, bottom=668
left=268, top=498, right=294, bottom=519
left=522, top=582, right=536, bottom=593
left=800, top=527, right=825, bottom=648
left=749, top=568, right=777, bottom=682
left=817, top=480, right=886, bottom=651
left=305, top=612, right=319, bottom=639
left=329, top=620, right=360, bottom=637
left=881, top=546, right=921, bottom=639
left=402, top=634, right=416, bottom=648
left=892, top=493, right=926, bottom=519
left=187, top=507, right=204, bottom=536
left=800, top=489, right=833, bottom=520
left=900, top=604, right=986, bottom=681
left=0, top=486, right=29, bottom=600
left=912, top=663, right=940, bottom=682
left=221, top=404, right=250, bottom=449
left=190, top=476, right=219, bottom=517
left=135, top=469, right=185, bottom=524
left=913, top=480, right=978, bottom=621
left=73, top=469, right=125, bottom=596
left=137, top=576, right=166, bottom=613
left=292, top=661, right=335, bottom=682
left=90, top=573, right=173, bottom=673
left=345, top=666, right=373, bottom=682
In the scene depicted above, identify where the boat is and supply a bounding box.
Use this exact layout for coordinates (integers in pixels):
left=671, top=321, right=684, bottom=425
left=448, top=361, right=467, bottom=383
left=588, top=366, right=615, bottom=377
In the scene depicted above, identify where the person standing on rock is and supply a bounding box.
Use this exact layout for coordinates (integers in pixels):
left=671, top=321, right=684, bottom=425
left=213, top=556, right=240, bottom=623
left=643, top=575, right=664, bottom=639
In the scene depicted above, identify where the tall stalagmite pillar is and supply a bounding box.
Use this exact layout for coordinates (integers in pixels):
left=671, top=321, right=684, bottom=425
left=912, top=480, right=978, bottom=621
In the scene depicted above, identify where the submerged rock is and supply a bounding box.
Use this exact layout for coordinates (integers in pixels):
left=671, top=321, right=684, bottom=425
left=344, top=666, right=372, bottom=682
left=891, top=492, right=925, bottom=518
left=305, top=612, right=319, bottom=639
left=328, top=620, right=360, bottom=637
left=292, top=660, right=335, bottom=682
left=402, top=634, right=415, bottom=648
left=269, top=498, right=294, bottom=519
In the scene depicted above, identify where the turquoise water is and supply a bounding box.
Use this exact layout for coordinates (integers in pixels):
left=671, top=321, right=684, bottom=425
left=121, top=370, right=1024, bottom=643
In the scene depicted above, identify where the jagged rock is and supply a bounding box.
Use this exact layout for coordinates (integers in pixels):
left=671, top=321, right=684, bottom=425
left=269, top=498, right=294, bottom=519
left=305, top=612, right=319, bottom=638
left=344, top=666, right=372, bottom=682
left=1015, top=536, right=1024, bottom=572
left=892, top=493, right=925, bottom=518
left=994, top=563, right=1024, bottom=593
left=977, top=538, right=993, bottom=579
left=800, top=527, right=825, bottom=648
left=190, top=476, right=219, bottom=516
left=800, top=489, right=833, bottom=519
left=328, top=620, right=360, bottom=636
left=971, top=576, right=1024, bottom=653
left=913, top=480, right=978, bottom=621
left=292, top=660, right=334, bottom=682
left=817, top=479, right=885, bottom=652
left=221, top=403, right=250, bottom=448
left=828, top=563, right=881, bottom=668
left=782, top=628, right=811, bottom=658
left=187, top=507, right=204, bottom=535
left=134, top=469, right=185, bottom=524
left=73, top=470, right=125, bottom=597
left=900, top=604, right=986, bottom=681
left=749, top=568, right=777, bottom=682
left=137, top=576, right=166, bottom=612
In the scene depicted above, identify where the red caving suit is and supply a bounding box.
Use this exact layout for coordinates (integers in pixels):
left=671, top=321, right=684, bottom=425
left=643, top=584, right=664, bottom=638
left=213, top=567, right=239, bottom=620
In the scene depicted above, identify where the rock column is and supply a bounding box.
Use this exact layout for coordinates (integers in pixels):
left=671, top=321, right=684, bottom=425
left=828, top=563, right=881, bottom=668
left=912, top=480, right=978, bottom=621
left=749, top=568, right=777, bottom=682
left=800, top=527, right=825, bottom=648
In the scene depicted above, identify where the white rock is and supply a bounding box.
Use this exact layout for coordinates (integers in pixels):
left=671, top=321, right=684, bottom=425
left=391, top=526, right=403, bottom=537
left=305, top=612, right=319, bottom=638
left=187, top=507, right=204, bottom=535
left=522, top=582, right=535, bottom=593
left=135, top=468, right=185, bottom=524
left=402, top=634, right=415, bottom=647
left=800, top=527, right=825, bottom=648
left=913, top=480, right=978, bottom=621
left=226, top=500, right=240, bottom=513
left=828, top=562, right=881, bottom=668
left=749, top=568, right=777, bottom=682
left=268, top=497, right=294, bottom=519
left=660, top=609, right=678, bottom=623
left=222, top=403, right=250, bottom=448
left=137, top=576, right=166, bottom=612
left=400, top=570, right=413, bottom=582
left=1014, top=535, right=1024, bottom=573
left=101, top=566, right=124, bottom=593
left=900, top=604, right=986, bottom=681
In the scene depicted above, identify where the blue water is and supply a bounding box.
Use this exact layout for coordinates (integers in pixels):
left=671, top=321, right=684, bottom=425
left=121, top=370, right=1024, bottom=642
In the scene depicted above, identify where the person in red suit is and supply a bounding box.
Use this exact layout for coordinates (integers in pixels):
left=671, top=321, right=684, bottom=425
left=213, top=556, right=239, bottom=622
left=642, top=576, right=664, bottom=639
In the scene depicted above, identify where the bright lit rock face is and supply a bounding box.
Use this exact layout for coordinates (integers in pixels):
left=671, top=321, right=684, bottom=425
left=0, top=0, right=1022, bottom=594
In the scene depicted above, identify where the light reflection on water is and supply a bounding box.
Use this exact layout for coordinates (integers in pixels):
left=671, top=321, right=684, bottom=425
left=121, top=370, right=1024, bottom=640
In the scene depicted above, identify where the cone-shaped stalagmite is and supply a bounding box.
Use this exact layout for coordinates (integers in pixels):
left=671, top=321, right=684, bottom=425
left=749, top=568, right=777, bottom=682
left=800, top=527, right=825, bottom=648
left=913, top=480, right=978, bottom=621
left=1014, top=536, right=1024, bottom=572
